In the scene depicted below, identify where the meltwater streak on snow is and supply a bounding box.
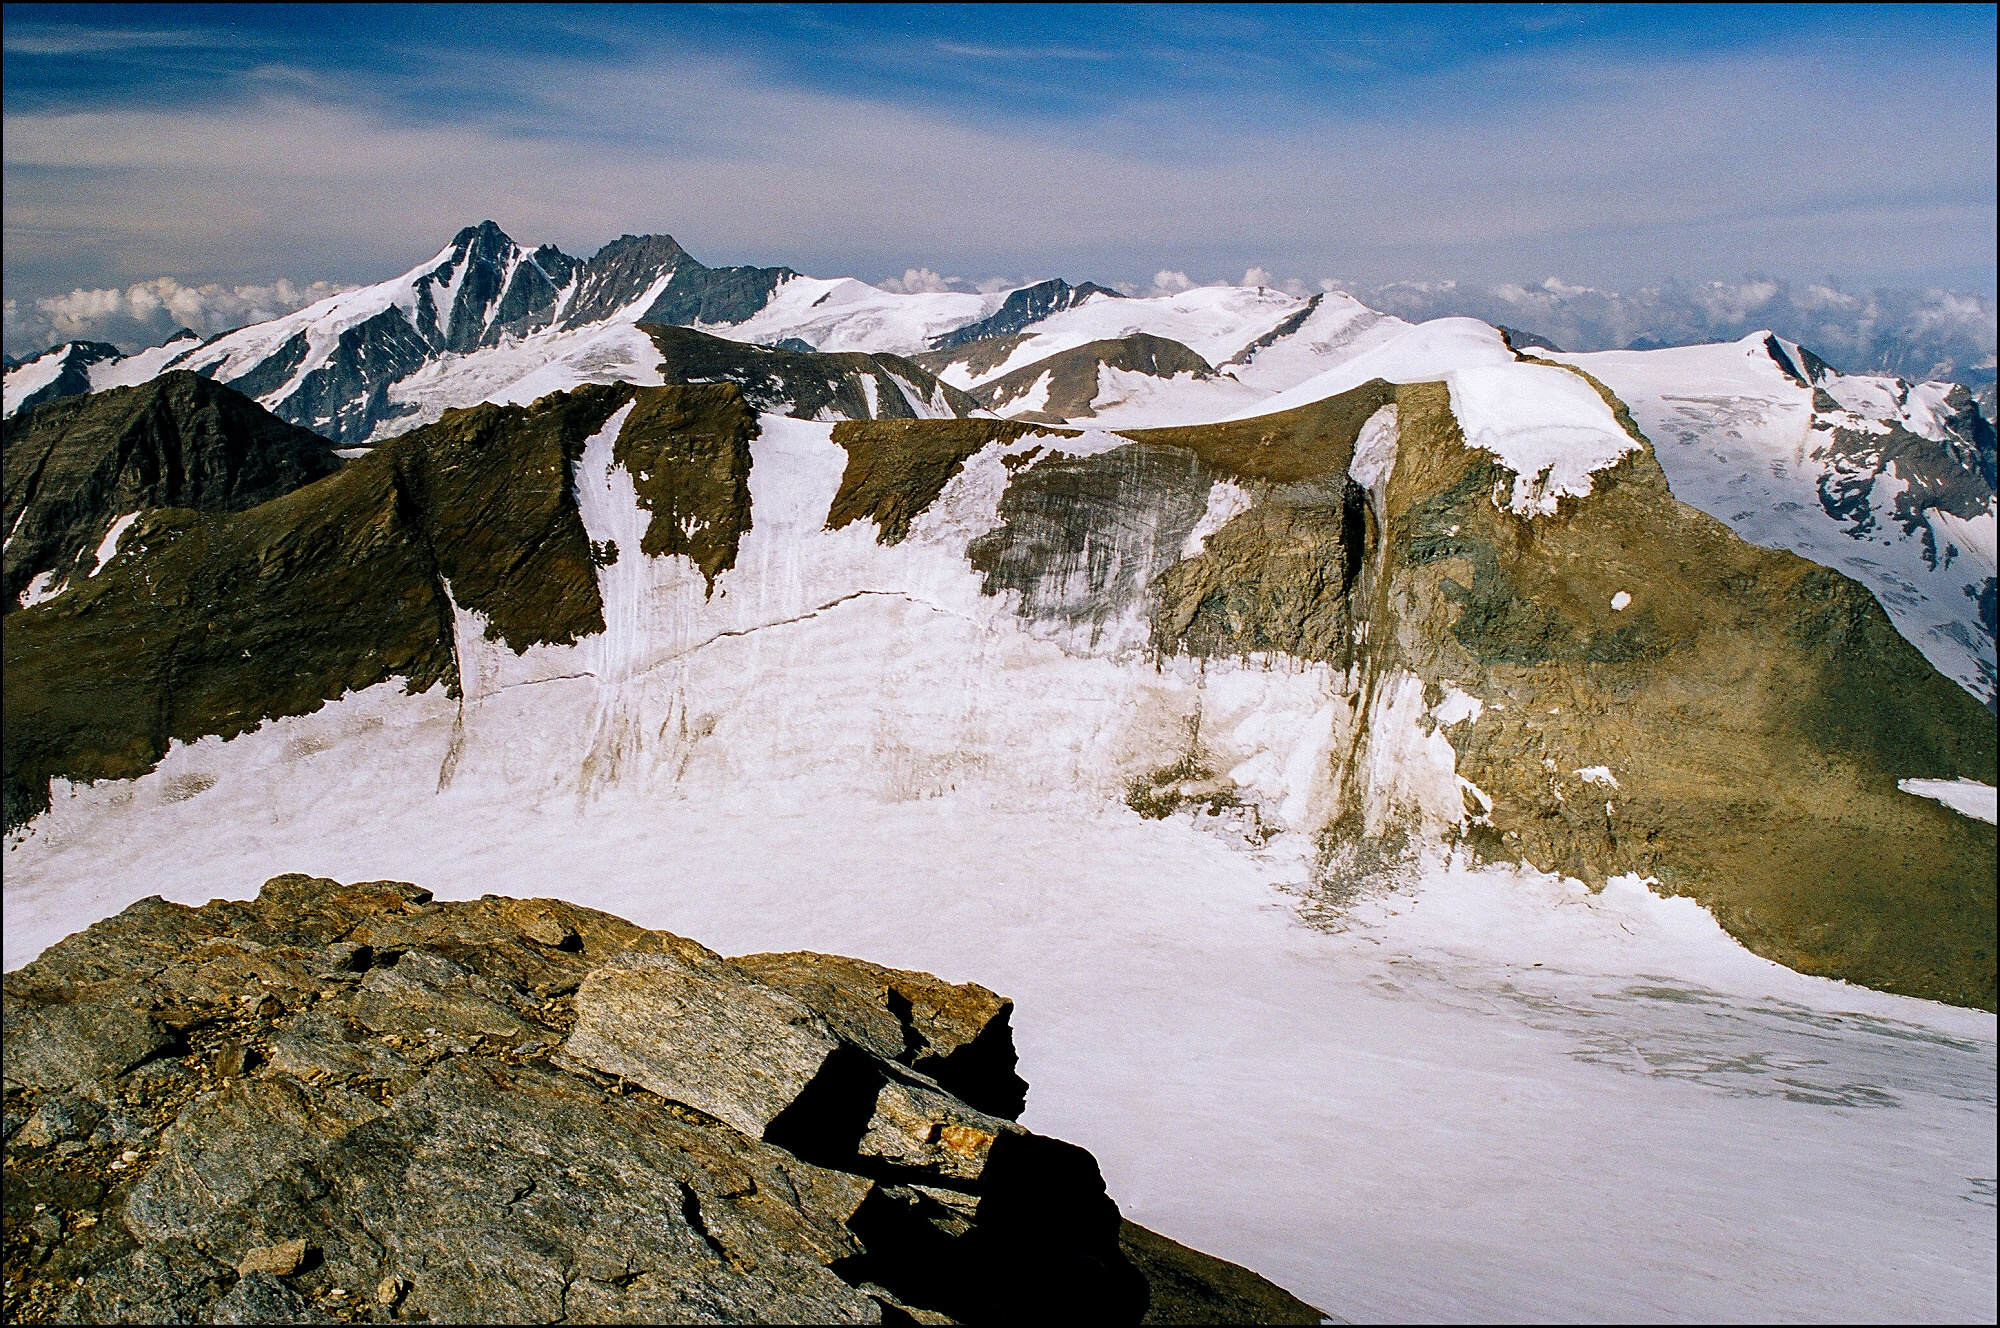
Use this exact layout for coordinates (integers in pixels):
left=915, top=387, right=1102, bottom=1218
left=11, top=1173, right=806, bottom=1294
left=1899, top=778, right=2000, bottom=825
left=5, top=412, right=1995, bottom=1323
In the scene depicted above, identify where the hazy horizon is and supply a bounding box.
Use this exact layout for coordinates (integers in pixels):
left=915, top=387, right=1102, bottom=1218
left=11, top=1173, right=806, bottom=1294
left=5, top=3, right=1994, bottom=380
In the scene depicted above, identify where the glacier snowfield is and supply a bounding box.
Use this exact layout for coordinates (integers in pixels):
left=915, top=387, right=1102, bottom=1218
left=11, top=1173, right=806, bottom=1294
left=6, top=400, right=1992, bottom=1319
left=6, top=234, right=1994, bottom=1321
left=7, top=763, right=1993, bottom=1323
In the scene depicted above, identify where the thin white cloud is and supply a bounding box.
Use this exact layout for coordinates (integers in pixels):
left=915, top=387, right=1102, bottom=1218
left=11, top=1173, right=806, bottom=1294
left=1, top=39, right=1991, bottom=321
left=1, top=24, right=273, bottom=54
left=1355, top=276, right=1996, bottom=382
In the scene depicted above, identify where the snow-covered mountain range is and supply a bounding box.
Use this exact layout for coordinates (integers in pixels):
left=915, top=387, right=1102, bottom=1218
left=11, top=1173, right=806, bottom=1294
left=7, top=223, right=1994, bottom=711
left=5, top=221, right=1995, bottom=1322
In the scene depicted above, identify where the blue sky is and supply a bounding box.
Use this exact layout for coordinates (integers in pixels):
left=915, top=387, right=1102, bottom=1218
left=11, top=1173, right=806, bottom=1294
left=3, top=2, right=1995, bottom=341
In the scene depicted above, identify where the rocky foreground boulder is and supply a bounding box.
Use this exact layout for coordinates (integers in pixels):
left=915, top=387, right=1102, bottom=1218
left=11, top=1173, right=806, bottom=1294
left=2, top=876, right=1323, bottom=1324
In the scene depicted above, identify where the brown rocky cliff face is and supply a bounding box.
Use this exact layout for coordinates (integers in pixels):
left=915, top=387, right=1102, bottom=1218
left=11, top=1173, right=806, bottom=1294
left=2, top=876, right=1324, bottom=1325
left=1346, top=380, right=1996, bottom=1007
left=922, top=378, right=1994, bottom=1007
left=1, top=372, right=343, bottom=614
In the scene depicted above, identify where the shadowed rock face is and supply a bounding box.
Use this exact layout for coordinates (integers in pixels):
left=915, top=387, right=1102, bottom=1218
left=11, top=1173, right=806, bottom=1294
left=734, top=951, right=1031, bottom=1119
left=644, top=324, right=983, bottom=423
left=1, top=876, right=1322, bottom=1325
left=2, top=373, right=342, bottom=614
left=973, top=334, right=1218, bottom=424
left=928, top=279, right=1124, bottom=351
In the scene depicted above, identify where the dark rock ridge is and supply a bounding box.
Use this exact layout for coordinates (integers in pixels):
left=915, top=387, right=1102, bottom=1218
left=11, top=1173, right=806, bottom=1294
left=1764, top=335, right=1996, bottom=492
left=261, top=224, right=793, bottom=444
left=1, top=875, right=1326, bottom=1325
left=929, top=279, right=1123, bottom=351
left=1494, top=325, right=1563, bottom=354
left=644, top=324, right=982, bottom=423
left=3, top=372, right=343, bottom=615
left=1222, top=295, right=1326, bottom=367
left=1, top=383, right=736, bottom=827
left=972, top=334, right=1218, bottom=424
left=6, top=341, right=123, bottom=417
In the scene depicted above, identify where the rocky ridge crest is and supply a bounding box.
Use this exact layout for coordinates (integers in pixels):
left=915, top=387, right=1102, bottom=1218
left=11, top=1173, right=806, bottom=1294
left=2, top=876, right=1324, bottom=1325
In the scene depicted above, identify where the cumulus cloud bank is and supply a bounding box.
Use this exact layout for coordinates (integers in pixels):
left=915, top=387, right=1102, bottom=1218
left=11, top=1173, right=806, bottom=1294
left=5, top=276, right=352, bottom=356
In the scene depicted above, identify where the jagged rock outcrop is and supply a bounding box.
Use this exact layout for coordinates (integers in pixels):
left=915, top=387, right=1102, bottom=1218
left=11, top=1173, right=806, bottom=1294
left=2, top=373, right=343, bottom=614
left=1, top=876, right=1325, bottom=1325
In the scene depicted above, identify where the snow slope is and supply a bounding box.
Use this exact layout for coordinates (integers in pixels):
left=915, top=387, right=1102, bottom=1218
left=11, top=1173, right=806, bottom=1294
left=87, top=330, right=200, bottom=391
left=934, top=286, right=1310, bottom=391
left=2, top=341, right=120, bottom=417
left=375, top=323, right=669, bottom=437
left=1228, top=318, right=1642, bottom=516
left=1221, top=289, right=1413, bottom=392
left=1538, top=334, right=1997, bottom=703
left=2, top=349, right=70, bottom=415
left=704, top=276, right=1003, bottom=357
left=1061, top=365, right=1269, bottom=429
left=6, top=405, right=1993, bottom=1321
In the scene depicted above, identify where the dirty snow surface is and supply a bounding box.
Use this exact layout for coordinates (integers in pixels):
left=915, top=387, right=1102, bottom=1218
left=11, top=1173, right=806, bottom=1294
left=6, top=415, right=1994, bottom=1324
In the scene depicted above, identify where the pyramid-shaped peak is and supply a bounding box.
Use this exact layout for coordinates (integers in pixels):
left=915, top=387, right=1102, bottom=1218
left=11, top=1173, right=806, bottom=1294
left=445, top=220, right=522, bottom=267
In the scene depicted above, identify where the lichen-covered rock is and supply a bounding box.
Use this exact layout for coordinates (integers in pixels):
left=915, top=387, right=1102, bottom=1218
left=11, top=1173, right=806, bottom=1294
left=1, top=1001, right=178, bottom=1101
left=3, top=875, right=1318, bottom=1325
